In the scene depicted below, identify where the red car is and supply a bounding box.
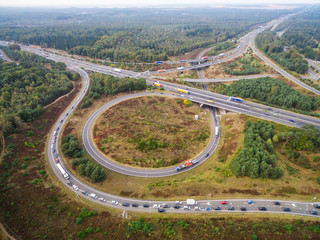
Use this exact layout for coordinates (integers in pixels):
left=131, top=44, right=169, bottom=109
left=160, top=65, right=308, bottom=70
left=53, top=136, right=57, bottom=140
left=56, top=158, right=60, bottom=163
left=221, top=201, right=228, bottom=205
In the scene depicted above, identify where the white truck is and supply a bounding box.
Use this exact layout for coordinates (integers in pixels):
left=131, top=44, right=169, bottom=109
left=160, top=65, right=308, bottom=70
left=215, top=126, right=219, bottom=137
left=56, top=163, right=70, bottom=180
left=90, top=193, right=98, bottom=199
left=113, top=68, right=121, bottom=72
left=186, top=199, right=198, bottom=205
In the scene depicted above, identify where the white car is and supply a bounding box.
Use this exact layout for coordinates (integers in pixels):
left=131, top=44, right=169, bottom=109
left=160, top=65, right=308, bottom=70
left=153, top=204, right=161, bottom=208
left=111, top=200, right=119, bottom=205
left=98, top=198, right=107, bottom=203
left=195, top=206, right=201, bottom=210
left=175, top=201, right=183, bottom=205
left=90, top=193, right=98, bottom=199
left=73, top=185, right=79, bottom=191
left=184, top=206, right=191, bottom=210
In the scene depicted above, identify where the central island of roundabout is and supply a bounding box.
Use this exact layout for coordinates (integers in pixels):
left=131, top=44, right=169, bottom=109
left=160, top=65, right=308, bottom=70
left=82, top=92, right=220, bottom=177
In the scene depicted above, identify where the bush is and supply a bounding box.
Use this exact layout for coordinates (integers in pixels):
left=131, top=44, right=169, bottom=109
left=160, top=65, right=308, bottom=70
left=77, top=231, right=86, bottom=239
left=26, top=130, right=35, bottom=136
left=85, top=227, right=94, bottom=234
left=127, top=217, right=154, bottom=233
left=62, top=134, right=83, bottom=158
left=7, top=143, right=15, bottom=149
left=75, top=217, right=83, bottom=224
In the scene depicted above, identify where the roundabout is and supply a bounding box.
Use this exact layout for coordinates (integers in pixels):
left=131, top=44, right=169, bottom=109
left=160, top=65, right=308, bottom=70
left=83, top=92, right=220, bottom=177
left=92, top=95, right=212, bottom=168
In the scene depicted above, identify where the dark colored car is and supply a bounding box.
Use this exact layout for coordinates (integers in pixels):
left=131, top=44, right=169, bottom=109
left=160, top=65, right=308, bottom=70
left=258, top=207, right=267, bottom=211
left=214, top=206, right=221, bottom=210
left=205, top=207, right=212, bottom=211
left=314, top=204, right=320, bottom=209
left=158, top=208, right=166, bottom=213
left=283, top=208, right=291, bottom=212
left=132, top=203, right=139, bottom=207
left=273, top=201, right=281, bottom=205
left=174, top=205, right=180, bottom=209
left=310, top=211, right=318, bottom=215
left=55, top=153, right=59, bottom=158
left=205, top=153, right=209, bottom=157
left=143, top=204, right=149, bottom=208
left=240, top=207, right=247, bottom=211
left=67, top=181, right=72, bottom=186
left=163, top=204, right=171, bottom=208
left=227, top=206, right=235, bottom=210
left=82, top=190, right=88, bottom=196
left=122, top=203, right=130, bottom=207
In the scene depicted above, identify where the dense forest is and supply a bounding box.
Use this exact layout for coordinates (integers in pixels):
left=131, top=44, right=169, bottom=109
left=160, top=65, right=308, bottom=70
left=220, top=77, right=319, bottom=111
left=231, top=120, right=283, bottom=179
left=255, top=31, right=309, bottom=74
left=279, top=6, right=320, bottom=60
left=0, top=7, right=292, bottom=62
left=88, top=73, right=146, bottom=97
left=0, top=46, right=78, bottom=136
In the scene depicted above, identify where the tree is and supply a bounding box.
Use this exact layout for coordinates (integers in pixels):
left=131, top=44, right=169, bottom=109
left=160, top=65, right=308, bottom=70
left=91, top=165, right=106, bottom=182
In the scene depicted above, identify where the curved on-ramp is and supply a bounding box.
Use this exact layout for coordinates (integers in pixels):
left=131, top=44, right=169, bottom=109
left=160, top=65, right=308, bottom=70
left=82, top=92, right=220, bottom=177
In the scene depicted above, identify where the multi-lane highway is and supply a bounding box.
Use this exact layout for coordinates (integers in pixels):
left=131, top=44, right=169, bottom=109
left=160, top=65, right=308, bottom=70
left=251, top=38, right=320, bottom=95
left=183, top=74, right=281, bottom=83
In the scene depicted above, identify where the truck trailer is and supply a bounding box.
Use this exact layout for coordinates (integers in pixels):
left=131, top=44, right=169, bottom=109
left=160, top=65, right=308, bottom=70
left=56, top=163, right=70, bottom=180
left=186, top=199, right=198, bottom=205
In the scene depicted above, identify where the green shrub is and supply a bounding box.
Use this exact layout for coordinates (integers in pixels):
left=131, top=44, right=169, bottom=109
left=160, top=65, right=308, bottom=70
left=75, top=217, right=83, bottom=224
left=27, top=130, right=35, bottom=136
left=7, top=143, right=15, bottom=149
left=77, top=231, right=86, bottom=239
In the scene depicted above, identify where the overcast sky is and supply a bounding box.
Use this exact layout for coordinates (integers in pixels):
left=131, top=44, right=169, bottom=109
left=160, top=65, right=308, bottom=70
left=0, top=0, right=319, bottom=7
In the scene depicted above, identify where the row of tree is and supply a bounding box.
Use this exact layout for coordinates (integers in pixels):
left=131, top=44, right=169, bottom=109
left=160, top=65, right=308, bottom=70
left=0, top=47, right=78, bottom=136
left=231, top=120, right=283, bottom=179
left=87, top=73, right=147, bottom=100
left=221, top=77, right=318, bottom=111
left=255, top=32, right=309, bottom=74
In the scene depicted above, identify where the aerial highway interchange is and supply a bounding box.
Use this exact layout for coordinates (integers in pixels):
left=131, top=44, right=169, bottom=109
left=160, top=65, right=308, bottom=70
left=1, top=9, right=320, bottom=217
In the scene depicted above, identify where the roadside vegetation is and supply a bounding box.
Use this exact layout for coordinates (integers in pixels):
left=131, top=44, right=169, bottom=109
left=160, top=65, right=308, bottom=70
left=275, top=125, right=320, bottom=172
left=93, top=96, right=211, bottom=168
left=0, top=46, right=79, bottom=137
left=231, top=120, right=283, bottom=179
left=86, top=73, right=146, bottom=104
left=207, top=40, right=236, bottom=56
left=62, top=134, right=106, bottom=182
left=223, top=48, right=262, bottom=75
left=255, top=31, right=309, bottom=74
left=279, top=6, right=320, bottom=61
